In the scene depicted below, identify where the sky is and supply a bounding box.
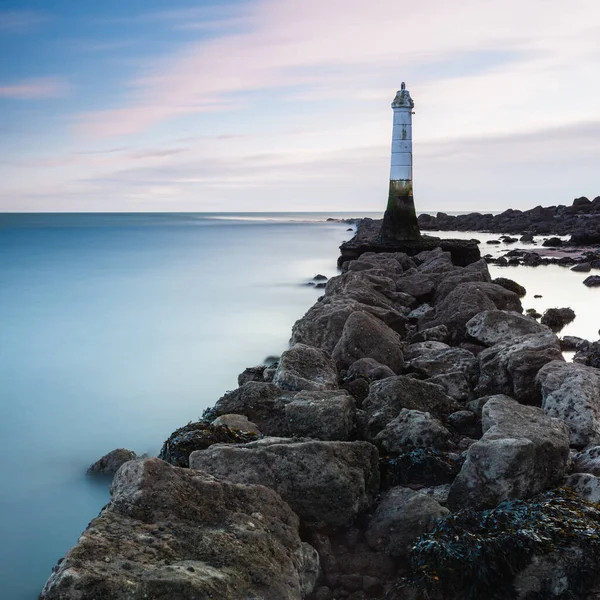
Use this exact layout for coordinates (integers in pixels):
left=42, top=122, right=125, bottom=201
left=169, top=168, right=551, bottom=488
left=0, top=0, right=599, bottom=213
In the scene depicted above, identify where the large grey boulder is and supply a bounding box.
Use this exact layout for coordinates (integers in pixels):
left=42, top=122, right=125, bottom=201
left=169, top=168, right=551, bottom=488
left=365, top=487, right=449, bottom=557
left=291, top=297, right=407, bottom=353
left=433, top=259, right=492, bottom=302
left=537, top=361, right=600, bottom=447
left=448, top=396, right=570, bottom=510
left=273, top=343, right=338, bottom=392
left=211, top=413, right=261, bottom=433
left=466, top=310, right=551, bottom=346
left=395, top=274, right=436, bottom=300
left=419, top=282, right=522, bottom=343
left=190, top=438, right=379, bottom=529
left=475, top=332, right=564, bottom=405
left=362, top=376, right=458, bottom=439
left=212, top=381, right=293, bottom=435
left=40, top=458, right=319, bottom=600
left=374, top=409, right=451, bottom=453
left=285, top=390, right=355, bottom=441
left=428, top=371, right=472, bottom=402
left=88, top=448, right=137, bottom=474
left=332, top=311, right=404, bottom=373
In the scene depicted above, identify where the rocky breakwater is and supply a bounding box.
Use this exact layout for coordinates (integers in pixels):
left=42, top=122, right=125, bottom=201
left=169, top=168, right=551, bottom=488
left=41, top=248, right=600, bottom=600
left=418, top=195, right=600, bottom=244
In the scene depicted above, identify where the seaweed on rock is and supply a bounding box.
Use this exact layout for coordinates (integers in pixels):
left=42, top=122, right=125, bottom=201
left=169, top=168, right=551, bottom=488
left=380, top=449, right=462, bottom=489
left=389, top=488, right=600, bottom=600
left=159, top=421, right=260, bottom=468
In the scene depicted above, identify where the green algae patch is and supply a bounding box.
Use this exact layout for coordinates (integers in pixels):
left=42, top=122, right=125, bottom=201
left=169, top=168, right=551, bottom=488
left=390, top=488, right=600, bottom=600
left=159, top=422, right=260, bottom=468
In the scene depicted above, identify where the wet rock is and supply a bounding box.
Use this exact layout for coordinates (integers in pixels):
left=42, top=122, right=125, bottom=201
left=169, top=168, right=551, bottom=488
left=380, top=449, right=462, bottom=487
left=537, top=360, right=600, bottom=448
left=574, top=341, right=600, bottom=368
left=347, top=357, right=395, bottom=382
left=540, top=307, right=576, bottom=332
left=520, top=232, right=534, bottom=242
left=583, top=275, right=600, bottom=287
left=237, top=365, right=266, bottom=386
left=374, top=409, right=451, bottom=453
left=560, top=335, right=589, bottom=351
left=447, top=410, right=482, bottom=439
left=159, top=422, right=260, bottom=468
left=492, top=277, right=527, bottom=297
left=542, top=237, right=563, bottom=247
left=448, top=396, right=570, bottom=510
left=332, top=311, right=404, bottom=373
left=273, top=343, right=338, bottom=392
left=428, top=371, right=471, bottom=402
left=212, top=381, right=291, bottom=436
left=285, top=390, right=355, bottom=441
left=475, top=332, right=564, bottom=405
left=88, top=448, right=137, bottom=474
left=571, top=262, right=592, bottom=272
left=572, top=446, right=600, bottom=475
left=466, top=310, right=550, bottom=346
left=211, top=413, right=261, bottom=434
left=565, top=473, right=600, bottom=503
left=365, top=487, right=449, bottom=557
left=362, top=375, right=457, bottom=439
left=41, top=458, right=319, bottom=600
left=190, top=438, right=379, bottom=528
left=313, top=274, right=328, bottom=281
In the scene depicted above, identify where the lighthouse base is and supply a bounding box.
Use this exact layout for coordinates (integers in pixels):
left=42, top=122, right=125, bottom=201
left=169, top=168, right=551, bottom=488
left=380, top=180, right=421, bottom=241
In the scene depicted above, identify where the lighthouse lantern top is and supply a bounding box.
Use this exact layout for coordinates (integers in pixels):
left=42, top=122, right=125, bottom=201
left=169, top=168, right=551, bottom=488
left=391, top=82, right=414, bottom=109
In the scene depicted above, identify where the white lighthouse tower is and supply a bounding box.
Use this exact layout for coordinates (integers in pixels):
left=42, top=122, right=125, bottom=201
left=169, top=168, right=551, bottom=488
left=381, top=82, right=420, bottom=241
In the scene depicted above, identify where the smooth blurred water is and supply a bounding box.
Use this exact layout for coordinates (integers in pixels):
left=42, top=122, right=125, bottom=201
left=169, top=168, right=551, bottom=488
left=0, top=213, right=356, bottom=599
left=1, top=215, right=598, bottom=599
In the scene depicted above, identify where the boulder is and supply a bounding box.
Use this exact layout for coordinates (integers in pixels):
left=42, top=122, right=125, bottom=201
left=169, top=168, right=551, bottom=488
left=447, top=410, right=481, bottom=438
left=211, top=414, right=261, bottom=434
left=407, top=303, right=433, bottom=320
left=285, top=390, right=355, bottom=441
left=409, top=324, right=449, bottom=344
left=40, top=459, right=319, bottom=600
left=291, top=296, right=407, bottom=353
left=583, top=275, right=600, bottom=287
left=373, top=409, right=451, bottom=453
left=159, top=422, right=260, bottom=468
left=404, top=340, right=450, bottom=361
left=273, top=343, right=338, bottom=392
left=428, top=371, right=471, bottom=402
left=419, top=282, right=522, bottom=343
left=332, top=311, right=404, bottom=373
left=433, top=259, right=492, bottom=302
left=570, top=262, right=591, bottom=272
left=448, top=396, right=570, bottom=509
left=540, top=307, right=576, bottom=332
left=212, top=381, right=292, bottom=436
left=565, top=473, right=600, bottom=503
left=408, top=346, right=478, bottom=382
left=572, top=446, right=600, bottom=475
left=190, top=438, right=380, bottom=528
left=362, top=376, right=458, bottom=439
left=475, top=332, right=564, bottom=405
left=347, top=358, right=395, bottom=381
left=237, top=365, right=266, bottom=386
left=88, top=448, right=137, bottom=474
left=492, top=277, right=526, bottom=297
left=537, top=361, right=600, bottom=447
left=395, top=275, right=436, bottom=300
left=365, top=487, right=449, bottom=557
left=466, top=310, right=551, bottom=346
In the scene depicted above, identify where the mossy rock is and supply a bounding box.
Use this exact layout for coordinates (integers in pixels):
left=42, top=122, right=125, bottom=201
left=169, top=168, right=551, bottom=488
left=390, top=488, right=600, bottom=600
left=159, top=422, right=260, bottom=468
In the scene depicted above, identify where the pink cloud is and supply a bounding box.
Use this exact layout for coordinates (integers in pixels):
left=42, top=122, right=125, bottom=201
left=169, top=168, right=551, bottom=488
left=0, top=77, right=69, bottom=100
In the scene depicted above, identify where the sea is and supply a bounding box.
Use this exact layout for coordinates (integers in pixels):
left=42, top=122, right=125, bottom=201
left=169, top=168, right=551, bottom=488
left=1, top=212, right=598, bottom=599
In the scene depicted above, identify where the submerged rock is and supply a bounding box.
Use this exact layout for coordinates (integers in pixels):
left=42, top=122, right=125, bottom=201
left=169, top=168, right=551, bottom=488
left=448, top=396, right=570, bottom=510
left=88, top=448, right=137, bottom=474
left=189, top=438, right=379, bottom=528
left=540, top=307, right=576, bottom=332
left=41, top=458, right=319, bottom=600
left=492, top=277, right=527, bottom=297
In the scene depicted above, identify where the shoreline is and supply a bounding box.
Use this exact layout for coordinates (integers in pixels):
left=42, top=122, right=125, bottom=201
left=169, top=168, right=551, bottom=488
left=39, top=215, right=600, bottom=600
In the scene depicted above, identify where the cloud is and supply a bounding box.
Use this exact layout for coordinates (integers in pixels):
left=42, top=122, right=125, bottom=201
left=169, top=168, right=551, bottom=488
left=72, top=0, right=600, bottom=140
left=0, top=10, right=48, bottom=33
left=0, top=77, right=69, bottom=100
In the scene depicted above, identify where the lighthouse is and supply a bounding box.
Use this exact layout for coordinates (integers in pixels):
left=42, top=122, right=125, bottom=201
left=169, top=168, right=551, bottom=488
left=380, top=82, right=421, bottom=241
